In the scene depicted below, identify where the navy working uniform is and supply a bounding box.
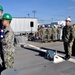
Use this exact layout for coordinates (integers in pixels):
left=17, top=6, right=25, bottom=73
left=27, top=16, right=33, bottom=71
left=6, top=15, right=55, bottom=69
left=62, top=18, right=74, bottom=60
left=1, top=13, right=15, bottom=69
left=2, top=26, right=15, bottom=68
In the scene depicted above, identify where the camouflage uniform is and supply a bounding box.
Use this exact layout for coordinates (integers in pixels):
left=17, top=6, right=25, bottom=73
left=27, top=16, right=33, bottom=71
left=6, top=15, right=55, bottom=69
left=41, top=27, right=46, bottom=42
left=1, top=26, right=15, bottom=68
left=47, top=27, right=52, bottom=42
left=38, top=26, right=42, bottom=39
left=52, top=27, right=57, bottom=41
left=57, top=27, right=61, bottom=40
left=72, top=26, right=75, bottom=56
left=62, top=25, right=74, bottom=57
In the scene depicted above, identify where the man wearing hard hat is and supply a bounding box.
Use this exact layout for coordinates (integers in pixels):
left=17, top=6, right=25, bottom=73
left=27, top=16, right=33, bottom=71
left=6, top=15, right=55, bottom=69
left=41, top=25, right=46, bottom=43
left=1, top=13, right=15, bottom=69
left=0, top=5, right=5, bottom=71
left=62, top=18, right=74, bottom=60
left=47, top=25, right=52, bottom=42
left=52, top=25, right=57, bottom=42
left=57, top=25, right=61, bottom=41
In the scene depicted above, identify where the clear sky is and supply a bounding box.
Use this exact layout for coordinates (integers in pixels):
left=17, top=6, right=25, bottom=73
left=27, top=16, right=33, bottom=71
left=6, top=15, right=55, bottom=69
left=0, top=0, right=75, bottom=24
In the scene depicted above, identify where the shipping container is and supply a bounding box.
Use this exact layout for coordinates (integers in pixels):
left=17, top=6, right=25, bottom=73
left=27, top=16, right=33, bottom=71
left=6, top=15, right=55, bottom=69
left=10, top=17, right=38, bottom=34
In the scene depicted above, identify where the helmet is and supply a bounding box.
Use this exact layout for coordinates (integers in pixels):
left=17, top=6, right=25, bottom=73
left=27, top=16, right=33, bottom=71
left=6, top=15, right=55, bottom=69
left=2, top=13, right=12, bottom=20
left=0, top=5, right=3, bottom=11
left=66, top=18, right=71, bottom=22
left=42, top=25, right=45, bottom=27
left=54, top=25, right=56, bottom=27
left=48, top=25, right=50, bottom=27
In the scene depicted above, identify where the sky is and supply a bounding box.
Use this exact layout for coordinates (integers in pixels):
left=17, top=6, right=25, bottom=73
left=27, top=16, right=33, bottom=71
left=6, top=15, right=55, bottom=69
left=0, top=0, right=75, bottom=24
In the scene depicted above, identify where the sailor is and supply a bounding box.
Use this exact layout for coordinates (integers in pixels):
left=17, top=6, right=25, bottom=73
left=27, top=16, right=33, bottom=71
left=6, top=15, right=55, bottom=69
left=2, top=13, right=15, bottom=68
left=41, top=25, right=46, bottom=43
left=62, top=18, right=74, bottom=60
left=57, top=25, right=61, bottom=41
left=52, top=25, right=57, bottom=42
left=47, top=25, right=52, bottom=42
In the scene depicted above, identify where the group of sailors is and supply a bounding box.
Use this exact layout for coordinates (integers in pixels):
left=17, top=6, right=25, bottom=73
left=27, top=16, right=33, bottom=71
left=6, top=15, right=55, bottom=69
left=35, top=25, right=62, bottom=43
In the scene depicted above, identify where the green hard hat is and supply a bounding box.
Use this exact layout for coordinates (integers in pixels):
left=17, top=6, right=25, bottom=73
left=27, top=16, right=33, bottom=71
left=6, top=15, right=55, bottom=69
left=2, top=13, right=12, bottom=20
left=0, top=5, right=3, bottom=11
